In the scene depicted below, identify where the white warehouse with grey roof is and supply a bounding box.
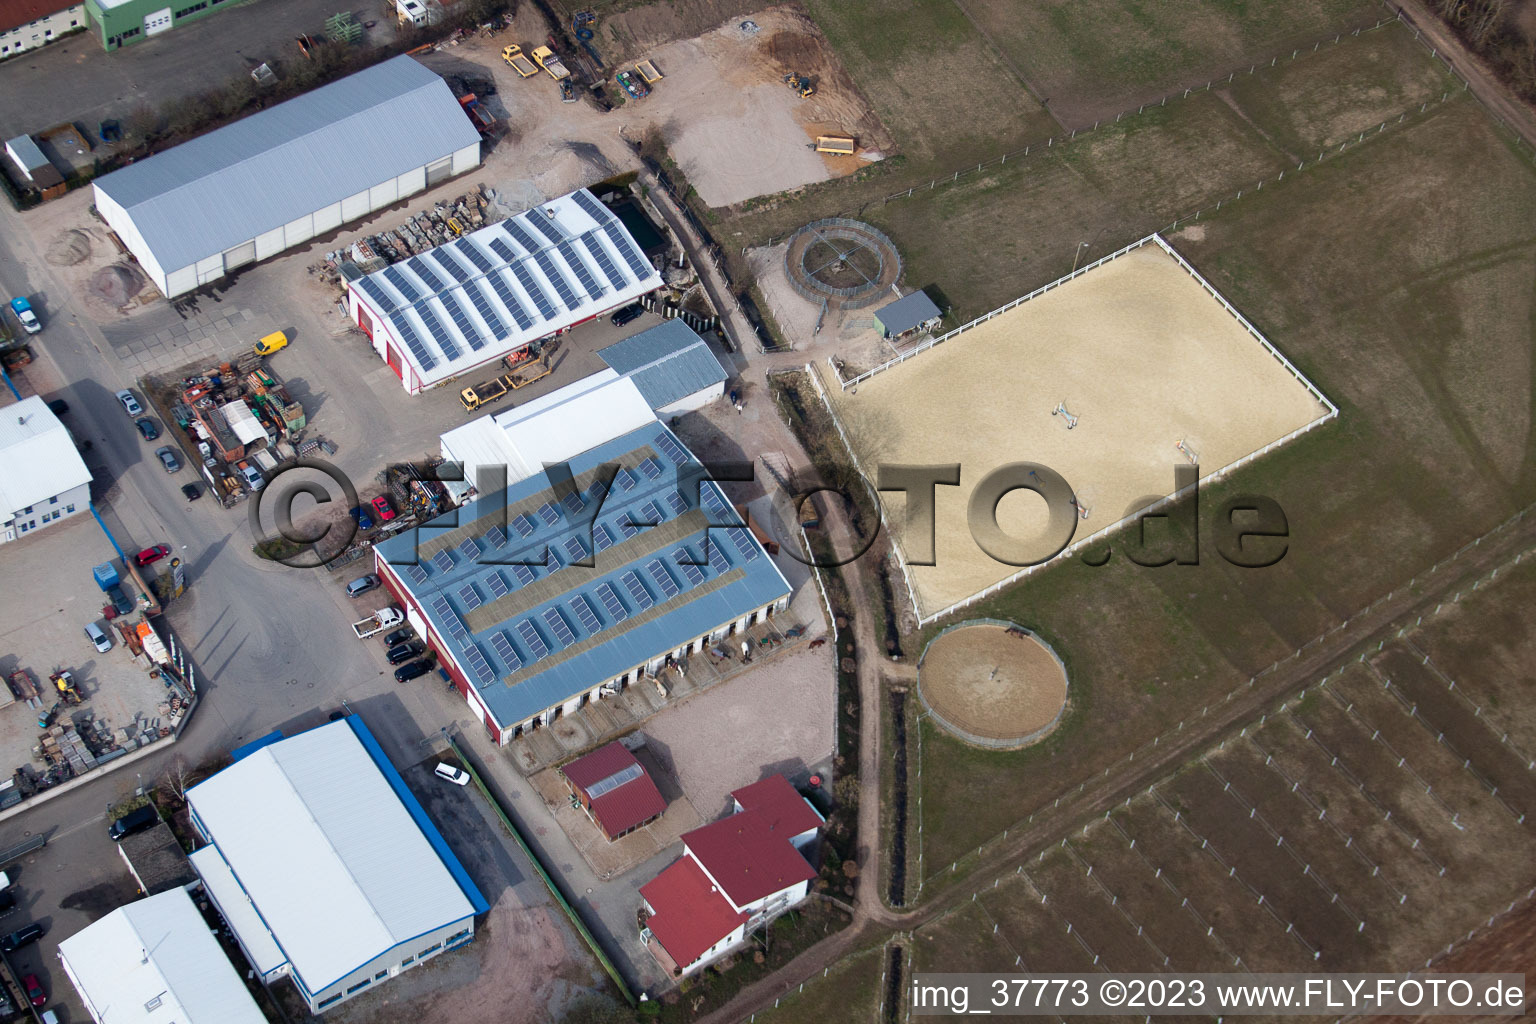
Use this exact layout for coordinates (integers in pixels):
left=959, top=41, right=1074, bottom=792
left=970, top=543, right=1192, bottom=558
left=346, top=187, right=662, bottom=393
left=92, top=55, right=481, bottom=299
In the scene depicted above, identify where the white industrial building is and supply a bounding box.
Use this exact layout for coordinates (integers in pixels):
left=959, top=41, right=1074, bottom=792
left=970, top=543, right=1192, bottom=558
left=346, top=188, right=661, bottom=393
left=0, top=395, right=91, bottom=544
left=187, top=717, right=487, bottom=1013
left=0, top=0, right=84, bottom=58
left=57, top=887, right=268, bottom=1024
left=92, top=55, right=481, bottom=299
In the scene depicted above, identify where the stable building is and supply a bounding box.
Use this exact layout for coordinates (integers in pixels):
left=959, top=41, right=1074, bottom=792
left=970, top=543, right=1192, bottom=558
left=641, top=774, right=822, bottom=976
left=58, top=886, right=268, bottom=1024
left=346, top=187, right=661, bottom=394
left=873, top=289, right=942, bottom=340
left=93, top=56, right=481, bottom=298
left=186, top=717, right=488, bottom=1013
left=0, top=396, right=91, bottom=544
left=374, top=414, right=791, bottom=745
left=559, top=740, right=667, bottom=841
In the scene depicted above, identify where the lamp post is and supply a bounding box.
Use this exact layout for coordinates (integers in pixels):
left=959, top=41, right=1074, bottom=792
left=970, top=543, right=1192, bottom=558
left=1071, top=241, right=1090, bottom=274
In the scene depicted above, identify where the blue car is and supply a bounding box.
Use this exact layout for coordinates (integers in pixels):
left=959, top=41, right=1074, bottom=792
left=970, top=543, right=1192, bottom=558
left=351, top=505, right=373, bottom=531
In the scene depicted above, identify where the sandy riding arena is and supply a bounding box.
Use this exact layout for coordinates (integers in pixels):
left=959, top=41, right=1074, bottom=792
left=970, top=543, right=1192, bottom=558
left=824, top=238, right=1334, bottom=619
left=918, top=622, right=1069, bottom=747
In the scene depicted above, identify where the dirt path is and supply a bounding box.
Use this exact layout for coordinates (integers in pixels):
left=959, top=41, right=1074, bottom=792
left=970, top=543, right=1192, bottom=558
left=1387, top=1, right=1536, bottom=148
left=700, top=508, right=1536, bottom=1023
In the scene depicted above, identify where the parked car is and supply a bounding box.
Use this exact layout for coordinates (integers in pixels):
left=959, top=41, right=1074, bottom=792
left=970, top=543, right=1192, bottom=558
left=135, top=418, right=160, bottom=441
left=382, top=627, right=414, bottom=647
left=135, top=544, right=171, bottom=566
left=351, top=505, right=373, bottom=531
left=610, top=303, right=644, bottom=327
left=394, top=660, right=432, bottom=683
left=115, top=389, right=142, bottom=416
left=434, top=762, right=471, bottom=786
left=22, top=974, right=44, bottom=1008
left=238, top=463, right=263, bottom=491
left=253, top=330, right=288, bottom=356
left=386, top=641, right=424, bottom=665
left=9, top=297, right=40, bottom=335
left=155, top=446, right=181, bottom=472
left=371, top=495, right=396, bottom=522
left=181, top=483, right=202, bottom=502
left=109, top=804, right=158, bottom=841
left=84, top=622, right=112, bottom=653
left=0, top=923, right=43, bottom=952
left=346, top=575, right=380, bottom=598
left=46, top=399, right=68, bottom=416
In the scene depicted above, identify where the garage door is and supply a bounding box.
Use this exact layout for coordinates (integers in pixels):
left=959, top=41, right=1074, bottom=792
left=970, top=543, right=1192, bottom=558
left=222, top=240, right=257, bottom=271
left=385, top=340, right=402, bottom=378
left=425, top=157, right=452, bottom=188
left=143, top=7, right=172, bottom=33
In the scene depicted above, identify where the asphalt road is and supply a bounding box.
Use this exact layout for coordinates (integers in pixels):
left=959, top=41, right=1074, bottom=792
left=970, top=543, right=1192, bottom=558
left=0, top=0, right=397, bottom=142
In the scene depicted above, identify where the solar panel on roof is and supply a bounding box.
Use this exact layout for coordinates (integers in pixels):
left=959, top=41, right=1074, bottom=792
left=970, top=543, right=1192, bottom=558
left=486, top=570, right=509, bottom=598
left=414, top=303, right=462, bottom=362
left=403, top=563, right=429, bottom=585
left=557, top=239, right=605, bottom=299
left=647, top=559, right=680, bottom=599
left=488, top=237, right=517, bottom=262
left=593, top=523, right=616, bottom=551
left=484, top=525, right=507, bottom=548
left=516, top=619, right=549, bottom=660
left=432, top=550, right=455, bottom=574
left=590, top=479, right=607, bottom=499
left=700, top=485, right=727, bottom=517
left=508, top=262, right=555, bottom=320
left=664, top=491, right=688, bottom=518
left=458, top=537, right=482, bottom=561
left=570, top=594, right=601, bottom=634
left=537, top=502, right=560, bottom=526
left=673, top=547, right=706, bottom=587
left=638, top=501, right=663, bottom=525
left=728, top=526, right=761, bottom=562
left=458, top=582, right=483, bottom=611
left=455, top=237, right=494, bottom=273
left=389, top=314, right=438, bottom=372
left=512, top=514, right=536, bottom=538
left=439, top=291, right=486, bottom=352
left=463, top=644, right=497, bottom=684
left=654, top=432, right=689, bottom=466
left=528, top=210, right=566, bottom=245
left=504, top=220, right=541, bottom=253
left=586, top=763, right=643, bottom=799
left=533, top=251, right=578, bottom=309
left=580, top=233, right=628, bottom=290
left=383, top=266, right=421, bottom=303
left=489, top=631, right=521, bottom=672
left=546, top=547, right=563, bottom=573
left=601, top=220, right=653, bottom=279
left=708, top=538, right=731, bottom=576
left=617, top=517, right=638, bottom=539
left=637, top=457, right=662, bottom=480
left=615, top=468, right=637, bottom=491
left=511, top=562, right=536, bottom=587
left=430, top=594, right=457, bottom=624
left=596, top=581, right=629, bottom=622
left=570, top=189, right=610, bottom=223
left=484, top=271, right=534, bottom=331
left=356, top=276, right=398, bottom=315
left=543, top=606, right=576, bottom=648
left=431, top=247, right=473, bottom=283
left=464, top=278, right=510, bottom=338
left=408, top=257, right=445, bottom=292
left=563, top=536, right=587, bottom=562
left=561, top=489, right=585, bottom=514
left=621, top=571, right=654, bottom=611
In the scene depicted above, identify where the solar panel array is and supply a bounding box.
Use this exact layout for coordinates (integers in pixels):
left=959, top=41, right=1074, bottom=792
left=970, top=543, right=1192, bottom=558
left=727, top=526, right=761, bottom=562
left=615, top=468, right=637, bottom=491
left=455, top=237, right=494, bottom=273
left=432, top=550, right=455, bottom=574
left=581, top=233, right=627, bottom=290
left=511, top=562, right=536, bottom=587
left=664, top=490, right=688, bottom=518
left=512, top=514, right=536, bottom=538
left=458, top=536, right=482, bottom=561
left=484, top=272, right=534, bottom=331
left=593, top=523, right=616, bottom=551
left=431, top=595, right=469, bottom=646
left=383, top=266, right=421, bottom=303
left=570, top=594, right=601, bottom=634
left=556, top=240, right=604, bottom=299
left=646, top=559, right=679, bottom=599
left=489, top=631, right=522, bottom=672
left=502, top=219, right=540, bottom=255
left=509, top=263, right=555, bottom=320
left=570, top=190, right=654, bottom=280
left=617, top=517, right=638, bottom=539
left=586, top=762, right=643, bottom=799
left=462, top=643, right=496, bottom=683
left=484, top=525, right=507, bottom=548
left=569, top=188, right=610, bottom=223
left=546, top=546, right=563, bottom=572
left=463, top=279, right=510, bottom=339
left=596, top=582, right=628, bottom=622
left=638, top=501, right=664, bottom=525
left=637, top=457, right=662, bottom=480
left=403, top=563, right=429, bottom=585
left=516, top=619, right=549, bottom=660
left=561, top=489, right=585, bottom=514
left=431, top=246, right=473, bottom=284
left=533, top=251, right=578, bottom=309
left=414, top=303, right=462, bottom=362
left=389, top=313, right=438, bottom=372
left=408, top=257, right=445, bottom=292
left=590, top=479, right=608, bottom=499
left=563, top=536, right=587, bottom=562
left=486, top=570, right=509, bottom=598
left=708, top=538, right=731, bottom=576
left=621, top=570, right=654, bottom=611
left=673, top=547, right=706, bottom=587
left=528, top=210, right=566, bottom=246
left=538, top=502, right=560, bottom=526
left=654, top=432, right=689, bottom=466
left=543, top=606, right=576, bottom=648
left=488, top=237, right=518, bottom=263
left=458, top=582, right=483, bottom=611
left=356, top=276, right=397, bottom=315
left=438, top=291, right=486, bottom=352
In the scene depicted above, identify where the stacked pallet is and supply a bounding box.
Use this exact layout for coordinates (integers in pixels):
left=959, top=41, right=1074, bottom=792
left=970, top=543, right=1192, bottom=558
left=41, top=726, right=98, bottom=775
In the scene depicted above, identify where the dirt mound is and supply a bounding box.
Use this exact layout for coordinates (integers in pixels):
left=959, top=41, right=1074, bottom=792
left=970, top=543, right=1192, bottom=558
left=89, top=263, right=149, bottom=307
left=46, top=229, right=92, bottom=266
left=764, top=29, right=819, bottom=71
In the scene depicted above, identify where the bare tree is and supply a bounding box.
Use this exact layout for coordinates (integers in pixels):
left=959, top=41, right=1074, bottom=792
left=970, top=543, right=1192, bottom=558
left=160, top=756, right=201, bottom=803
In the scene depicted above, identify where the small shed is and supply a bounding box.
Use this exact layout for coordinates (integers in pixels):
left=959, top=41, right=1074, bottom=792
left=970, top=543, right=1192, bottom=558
left=874, top=290, right=942, bottom=340
left=4, top=135, right=64, bottom=191
left=559, top=741, right=667, bottom=842
left=117, top=822, right=196, bottom=895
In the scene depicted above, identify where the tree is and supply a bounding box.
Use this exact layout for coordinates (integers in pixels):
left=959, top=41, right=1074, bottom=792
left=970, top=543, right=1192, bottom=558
left=159, top=756, right=201, bottom=804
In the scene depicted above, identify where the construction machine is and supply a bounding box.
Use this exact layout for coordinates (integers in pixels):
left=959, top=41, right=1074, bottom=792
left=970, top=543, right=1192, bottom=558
left=783, top=72, right=814, bottom=98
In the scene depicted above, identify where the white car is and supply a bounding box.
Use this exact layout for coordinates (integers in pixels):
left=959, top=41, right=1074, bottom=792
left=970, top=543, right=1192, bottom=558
left=115, top=389, right=143, bottom=416
left=434, top=762, right=471, bottom=786
left=84, top=622, right=112, bottom=653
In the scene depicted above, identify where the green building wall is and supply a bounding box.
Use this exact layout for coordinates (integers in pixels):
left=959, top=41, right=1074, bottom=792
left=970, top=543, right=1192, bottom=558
left=85, top=0, right=232, bottom=51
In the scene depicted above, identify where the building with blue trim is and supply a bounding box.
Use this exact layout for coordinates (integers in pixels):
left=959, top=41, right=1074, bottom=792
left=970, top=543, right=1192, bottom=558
left=596, top=319, right=728, bottom=415
left=375, top=416, right=791, bottom=744
left=186, top=717, right=488, bottom=1013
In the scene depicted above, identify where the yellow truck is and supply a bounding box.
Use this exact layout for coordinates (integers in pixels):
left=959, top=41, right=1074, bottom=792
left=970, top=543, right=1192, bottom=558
left=812, top=136, right=856, bottom=155
left=501, top=44, right=539, bottom=78
left=459, top=374, right=515, bottom=413
left=253, top=330, right=288, bottom=356
left=531, top=45, right=570, bottom=81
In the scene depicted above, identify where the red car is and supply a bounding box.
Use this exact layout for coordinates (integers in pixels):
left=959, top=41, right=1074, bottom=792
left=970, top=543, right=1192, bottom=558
left=23, top=973, right=44, bottom=1008
left=371, top=496, right=397, bottom=522
left=134, top=544, right=171, bottom=566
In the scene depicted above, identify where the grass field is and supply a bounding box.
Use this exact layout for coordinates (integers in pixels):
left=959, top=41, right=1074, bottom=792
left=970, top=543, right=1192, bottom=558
left=958, top=0, right=1383, bottom=125
left=752, top=943, right=889, bottom=1024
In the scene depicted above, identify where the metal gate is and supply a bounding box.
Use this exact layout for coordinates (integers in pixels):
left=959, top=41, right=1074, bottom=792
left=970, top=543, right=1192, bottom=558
left=223, top=239, right=257, bottom=271
left=425, top=157, right=452, bottom=188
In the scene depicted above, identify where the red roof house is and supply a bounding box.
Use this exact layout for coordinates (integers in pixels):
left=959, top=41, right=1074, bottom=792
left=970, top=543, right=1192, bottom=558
left=640, top=774, right=823, bottom=976
left=559, top=741, right=667, bottom=841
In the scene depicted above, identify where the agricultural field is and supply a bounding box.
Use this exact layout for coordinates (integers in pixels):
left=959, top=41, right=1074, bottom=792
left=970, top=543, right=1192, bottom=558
left=751, top=943, right=891, bottom=1024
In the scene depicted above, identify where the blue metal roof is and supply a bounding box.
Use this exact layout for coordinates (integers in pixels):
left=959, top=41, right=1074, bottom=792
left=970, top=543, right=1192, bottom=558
left=376, top=422, right=789, bottom=728
left=597, top=321, right=727, bottom=410
left=874, top=290, right=942, bottom=336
